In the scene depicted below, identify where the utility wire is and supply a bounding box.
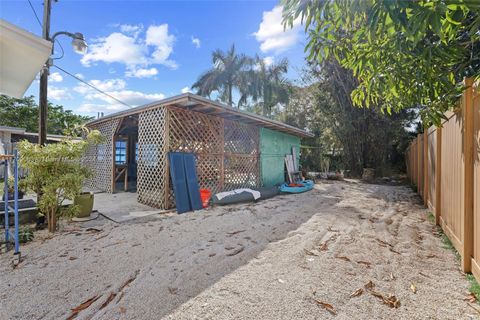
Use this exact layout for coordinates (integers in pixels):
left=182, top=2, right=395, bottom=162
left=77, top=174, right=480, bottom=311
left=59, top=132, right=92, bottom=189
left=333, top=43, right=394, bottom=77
left=27, top=0, right=42, bottom=27
left=26, top=1, right=133, bottom=110
left=26, top=0, right=64, bottom=59
left=53, top=65, right=134, bottom=109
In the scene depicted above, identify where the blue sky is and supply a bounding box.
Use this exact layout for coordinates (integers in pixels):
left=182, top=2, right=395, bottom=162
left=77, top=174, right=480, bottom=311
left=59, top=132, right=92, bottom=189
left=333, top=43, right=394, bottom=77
left=1, top=0, right=307, bottom=117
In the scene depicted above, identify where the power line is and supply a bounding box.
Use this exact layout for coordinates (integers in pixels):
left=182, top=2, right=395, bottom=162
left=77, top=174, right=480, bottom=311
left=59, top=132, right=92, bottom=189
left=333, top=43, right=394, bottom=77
left=26, top=0, right=65, bottom=59
left=53, top=65, right=134, bottom=109
left=27, top=0, right=42, bottom=27
left=26, top=0, right=133, bottom=111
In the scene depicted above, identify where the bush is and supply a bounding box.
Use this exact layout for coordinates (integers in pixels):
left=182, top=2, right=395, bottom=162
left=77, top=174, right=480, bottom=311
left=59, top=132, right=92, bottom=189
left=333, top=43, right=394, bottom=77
left=18, top=128, right=102, bottom=232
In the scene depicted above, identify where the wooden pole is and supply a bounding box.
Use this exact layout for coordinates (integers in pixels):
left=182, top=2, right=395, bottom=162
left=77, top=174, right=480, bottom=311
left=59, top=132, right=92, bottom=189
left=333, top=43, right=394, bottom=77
left=462, top=77, right=474, bottom=273
left=435, top=126, right=442, bottom=225
left=38, top=0, right=52, bottom=147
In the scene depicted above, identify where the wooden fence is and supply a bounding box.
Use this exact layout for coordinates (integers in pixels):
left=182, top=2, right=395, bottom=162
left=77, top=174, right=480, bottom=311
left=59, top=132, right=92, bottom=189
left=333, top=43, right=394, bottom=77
left=406, top=78, right=480, bottom=281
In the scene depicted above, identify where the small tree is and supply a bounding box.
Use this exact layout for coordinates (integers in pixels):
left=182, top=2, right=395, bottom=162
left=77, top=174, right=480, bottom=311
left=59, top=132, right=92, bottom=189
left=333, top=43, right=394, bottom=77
left=18, top=129, right=102, bottom=232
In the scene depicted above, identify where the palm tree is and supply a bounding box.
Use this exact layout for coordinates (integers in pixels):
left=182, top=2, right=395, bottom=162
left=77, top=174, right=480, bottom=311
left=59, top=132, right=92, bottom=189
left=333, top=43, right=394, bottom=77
left=251, top=56, right=290, bottom=117
left=192, top=44, right=252, bottom=107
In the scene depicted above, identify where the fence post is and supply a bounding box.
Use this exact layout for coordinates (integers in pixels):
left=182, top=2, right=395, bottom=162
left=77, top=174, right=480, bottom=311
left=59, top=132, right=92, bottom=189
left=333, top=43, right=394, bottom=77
left=423, top=130, right=428, bottom=206
left=462, top=77, right=474, bottom=273
left=435, top=126, right=442, bottom=225
left=417, top=135, right=422, bottom=196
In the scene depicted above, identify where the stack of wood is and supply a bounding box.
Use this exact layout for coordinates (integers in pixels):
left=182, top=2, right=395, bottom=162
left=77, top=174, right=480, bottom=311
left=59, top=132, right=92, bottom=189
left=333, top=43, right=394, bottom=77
left=285, top=147, right=300, bottom=183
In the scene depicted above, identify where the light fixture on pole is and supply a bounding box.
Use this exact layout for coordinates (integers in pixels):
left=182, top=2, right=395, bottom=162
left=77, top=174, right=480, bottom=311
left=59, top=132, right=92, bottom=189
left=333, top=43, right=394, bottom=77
left=51, top=31, right=88, bottom=55
left=38, top=0, right=88, bottom=146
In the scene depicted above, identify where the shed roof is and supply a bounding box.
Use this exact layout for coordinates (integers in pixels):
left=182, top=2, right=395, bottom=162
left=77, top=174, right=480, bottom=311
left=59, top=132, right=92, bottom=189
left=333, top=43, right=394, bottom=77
left=86, top=93, right=314, bottom=138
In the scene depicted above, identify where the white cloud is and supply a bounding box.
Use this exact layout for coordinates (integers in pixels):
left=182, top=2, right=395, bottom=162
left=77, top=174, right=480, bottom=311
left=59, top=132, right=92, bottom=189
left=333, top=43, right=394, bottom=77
left=119, top=24, right=143, bottom=37
left=81, top=23, right=177, bottom=74
left=74, top=73, right=84, bottom=79
left=254, top=6, right=301, bottom=53
left=263, top=56, right=274, bottom=67
left=49, top=72, right=63, bottom=82
left=146, top=24, right=177, bottom=69
left=77, top=103, right=126, bottom=113
left=81, top=32, right=147, bottom=67
left=191, top=36, right=201, bottom=48
left=92, top=90, right=165, bottom=105
left=74, top=78, right=126, bottom=94
left=126, top=67, right=158, bottom=78
left=74, top=78, right=165, bottom=113
left=48, top=87, right=71, bottom=100
left=181, top=86, right=191, bottom=94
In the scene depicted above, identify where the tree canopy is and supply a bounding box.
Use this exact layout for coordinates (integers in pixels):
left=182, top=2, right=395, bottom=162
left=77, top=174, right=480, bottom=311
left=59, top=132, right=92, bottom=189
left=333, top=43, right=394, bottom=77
left=0, top=95, right=91, bottom=134
left=192, top=45, right=291, bottom=116
left=282, top=0, right=480, bottom=125
left=192, top=44, right=253, bottom=107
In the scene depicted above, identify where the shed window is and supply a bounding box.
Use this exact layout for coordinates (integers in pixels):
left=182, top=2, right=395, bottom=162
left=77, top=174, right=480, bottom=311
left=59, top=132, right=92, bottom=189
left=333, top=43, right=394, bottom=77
left=115, top=140, right=127, bottom=165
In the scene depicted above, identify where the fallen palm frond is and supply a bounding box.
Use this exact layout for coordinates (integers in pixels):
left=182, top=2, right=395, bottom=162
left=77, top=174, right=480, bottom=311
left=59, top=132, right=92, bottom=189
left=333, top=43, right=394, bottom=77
left=350, top=288, right=363, bottom=297
left=67, top=295, right=101, bottom=319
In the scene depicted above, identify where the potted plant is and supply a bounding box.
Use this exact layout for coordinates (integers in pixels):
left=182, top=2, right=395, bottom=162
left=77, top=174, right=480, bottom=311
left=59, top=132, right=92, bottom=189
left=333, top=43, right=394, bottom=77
left=18, top=127, right=102, bottom=232
left=73, top=191, right=94, bottom=218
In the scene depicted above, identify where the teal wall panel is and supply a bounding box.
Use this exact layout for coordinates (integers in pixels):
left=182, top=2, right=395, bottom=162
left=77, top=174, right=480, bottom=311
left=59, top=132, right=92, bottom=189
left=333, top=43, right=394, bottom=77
left=260, top=128, right=300, bottom=186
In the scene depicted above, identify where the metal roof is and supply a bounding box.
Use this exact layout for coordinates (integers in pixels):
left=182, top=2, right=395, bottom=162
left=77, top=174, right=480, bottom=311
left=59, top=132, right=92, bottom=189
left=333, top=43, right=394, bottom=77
left=86, top=93, right=314, bottom=138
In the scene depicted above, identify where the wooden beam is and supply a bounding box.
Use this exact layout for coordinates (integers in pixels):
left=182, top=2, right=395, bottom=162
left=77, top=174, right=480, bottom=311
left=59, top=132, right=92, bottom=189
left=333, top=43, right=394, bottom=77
left=220, top=118, right=225, bottom=190
left=462, top=77, right=474, bottom=273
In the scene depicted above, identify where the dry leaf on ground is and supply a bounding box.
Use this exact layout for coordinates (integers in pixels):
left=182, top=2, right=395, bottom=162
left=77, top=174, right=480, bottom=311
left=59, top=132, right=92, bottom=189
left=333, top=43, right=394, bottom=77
left=465, top=293, right=477, bottom=303
left=350, top=288, right=363, bottom=297
left=410, top=283, right=417, bottom=294
left=314, top=299, right=337, bottom=315
left=364, top=280, right=375, bottom=290
left=335, top=256, right=351, bottom=262
left=371, top=291, right=401, bottom=308
left=357, top=260, right=372, bottom=268
left=304, top=249, right=318, bottom=256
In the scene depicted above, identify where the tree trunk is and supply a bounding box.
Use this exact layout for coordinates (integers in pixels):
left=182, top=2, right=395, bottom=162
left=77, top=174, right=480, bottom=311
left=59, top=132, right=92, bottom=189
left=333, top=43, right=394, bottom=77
left=228, top=83, right=233, bottom=107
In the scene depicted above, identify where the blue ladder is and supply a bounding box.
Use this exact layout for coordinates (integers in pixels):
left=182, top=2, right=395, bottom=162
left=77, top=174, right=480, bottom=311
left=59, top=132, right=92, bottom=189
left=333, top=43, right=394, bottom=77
left=1, top=150, right=20, bottom=265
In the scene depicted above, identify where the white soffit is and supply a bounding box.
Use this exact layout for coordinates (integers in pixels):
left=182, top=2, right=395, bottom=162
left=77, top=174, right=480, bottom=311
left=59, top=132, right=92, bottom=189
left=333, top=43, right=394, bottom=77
left=0, top=19, right=52, bottom=98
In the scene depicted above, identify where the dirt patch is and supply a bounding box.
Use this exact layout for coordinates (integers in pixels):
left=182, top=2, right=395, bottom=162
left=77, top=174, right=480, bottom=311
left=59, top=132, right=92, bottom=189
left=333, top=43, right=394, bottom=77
left=0, top=181, right=474, bottom=319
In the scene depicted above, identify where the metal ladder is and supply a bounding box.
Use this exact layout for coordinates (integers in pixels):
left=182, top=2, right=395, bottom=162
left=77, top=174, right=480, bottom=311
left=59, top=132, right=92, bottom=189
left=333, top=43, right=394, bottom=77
left=1, top=150, right=21, bottom=266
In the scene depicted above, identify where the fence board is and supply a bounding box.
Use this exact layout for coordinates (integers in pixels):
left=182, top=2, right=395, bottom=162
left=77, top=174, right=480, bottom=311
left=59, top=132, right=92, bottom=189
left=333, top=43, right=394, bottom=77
left=427, top=127, right=437, bottom=212
left=472, top=83, right=480, bottom=280
left=405, top=78, right=479, bottom=276
left=440, top=110, right=464, bottom=253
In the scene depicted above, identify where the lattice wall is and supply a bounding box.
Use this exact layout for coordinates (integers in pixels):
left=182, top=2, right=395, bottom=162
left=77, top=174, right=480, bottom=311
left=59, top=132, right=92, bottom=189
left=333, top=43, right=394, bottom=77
left=224, top=120, right=259, bottom=189
left=167, top=106, right=260, bottom=208
left=84, top=119, right=120, bottom=192
left=137, top=106, right=169, bottom=209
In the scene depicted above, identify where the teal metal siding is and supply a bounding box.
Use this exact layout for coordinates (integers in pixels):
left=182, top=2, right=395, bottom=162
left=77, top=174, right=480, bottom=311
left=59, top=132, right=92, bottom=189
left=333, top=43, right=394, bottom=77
left=260, top=128, right=300, bottom=186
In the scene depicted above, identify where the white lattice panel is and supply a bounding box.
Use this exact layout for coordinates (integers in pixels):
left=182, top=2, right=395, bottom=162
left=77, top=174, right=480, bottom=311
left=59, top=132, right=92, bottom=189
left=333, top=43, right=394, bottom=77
left=137, top=106, right=168, bottom=209
left=84, top=119, right=120, bottom=192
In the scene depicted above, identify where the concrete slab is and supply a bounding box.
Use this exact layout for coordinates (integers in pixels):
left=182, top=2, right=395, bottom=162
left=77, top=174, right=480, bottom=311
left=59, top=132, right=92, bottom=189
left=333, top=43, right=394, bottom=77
left=92, top=192, right=166, bottom=223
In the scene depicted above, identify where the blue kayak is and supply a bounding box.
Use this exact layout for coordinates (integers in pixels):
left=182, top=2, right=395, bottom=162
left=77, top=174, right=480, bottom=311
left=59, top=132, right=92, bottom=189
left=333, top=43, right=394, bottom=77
left=280, top=180, right=314, bottom=193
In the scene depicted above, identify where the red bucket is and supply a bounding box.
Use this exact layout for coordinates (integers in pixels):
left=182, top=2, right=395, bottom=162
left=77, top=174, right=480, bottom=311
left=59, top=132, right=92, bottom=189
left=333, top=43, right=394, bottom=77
left=200, top=189, right=211, bottom=208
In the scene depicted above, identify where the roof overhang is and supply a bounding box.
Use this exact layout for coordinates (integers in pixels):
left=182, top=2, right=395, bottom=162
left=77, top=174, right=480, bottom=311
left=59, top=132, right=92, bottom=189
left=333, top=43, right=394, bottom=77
left=86, top=93, right=314, bottom=138
left=0, top=19, right=52, bottom=98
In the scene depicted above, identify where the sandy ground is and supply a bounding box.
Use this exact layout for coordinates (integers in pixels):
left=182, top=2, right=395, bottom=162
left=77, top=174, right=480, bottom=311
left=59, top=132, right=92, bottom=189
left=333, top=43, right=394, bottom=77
left=0, top=181, right=477, bottom=320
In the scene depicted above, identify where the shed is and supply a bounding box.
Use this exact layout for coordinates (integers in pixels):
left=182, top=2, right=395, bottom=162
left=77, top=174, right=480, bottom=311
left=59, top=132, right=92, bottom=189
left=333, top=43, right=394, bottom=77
left=84, top=93, right=313, bottom=209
